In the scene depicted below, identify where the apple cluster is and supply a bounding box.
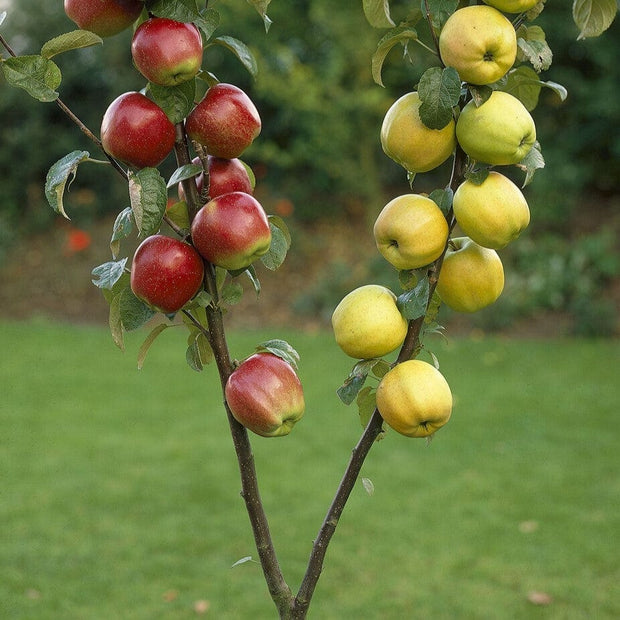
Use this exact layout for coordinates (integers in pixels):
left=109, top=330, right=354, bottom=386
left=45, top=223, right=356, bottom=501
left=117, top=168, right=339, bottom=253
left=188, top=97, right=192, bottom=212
left=65, top=2, right=304, bottom=438
left=331, top=2, right=542, bottom=439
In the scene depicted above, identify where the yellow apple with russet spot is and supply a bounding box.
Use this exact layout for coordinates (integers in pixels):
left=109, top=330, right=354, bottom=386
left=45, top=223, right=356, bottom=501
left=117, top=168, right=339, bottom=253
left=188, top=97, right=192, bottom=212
left=437, top=237, right=504, bottom=313
left=374, top=194, right=449, bottom=271
left=439, top=5, right=517, bottom=86
left=331, top=285, right=408, bottom=360
left=376, top=360, right=453, bottom=438
left=380, top=92, right=456, bottom=174
left=453, top=171, right=530, bottom=249
left=456, top=91, right=536, bottom=165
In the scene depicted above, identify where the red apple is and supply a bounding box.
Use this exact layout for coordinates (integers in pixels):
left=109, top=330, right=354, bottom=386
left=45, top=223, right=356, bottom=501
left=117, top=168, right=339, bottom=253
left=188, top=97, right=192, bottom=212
left=178, top=156, right=254, bottom=202
left=101, top=92, right=175, bottom=169
left=190, top=191, right=271, bottom=271
left=130, top=235, right=204, bottom=314
left=225, top=353, right=305, bottom=437
left=64, top=0, right=143, bottom=38
left=185, top=83, right=261, bottom=159
left=131, top=17, right=203, bottom=86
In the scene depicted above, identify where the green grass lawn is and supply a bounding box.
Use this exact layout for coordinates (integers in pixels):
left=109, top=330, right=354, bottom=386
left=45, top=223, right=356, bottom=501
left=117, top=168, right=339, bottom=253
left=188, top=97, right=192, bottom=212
left=1, top=320, right=618, bottom=619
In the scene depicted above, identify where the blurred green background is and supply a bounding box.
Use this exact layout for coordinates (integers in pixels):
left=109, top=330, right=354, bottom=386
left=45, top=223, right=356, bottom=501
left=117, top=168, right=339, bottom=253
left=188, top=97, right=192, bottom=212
left=0, top=0, right=618, bottom=335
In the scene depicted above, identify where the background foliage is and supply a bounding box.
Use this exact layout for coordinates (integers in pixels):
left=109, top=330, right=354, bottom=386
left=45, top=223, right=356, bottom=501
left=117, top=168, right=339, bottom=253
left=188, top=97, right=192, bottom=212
left=0, top=0, right=618, bottom=334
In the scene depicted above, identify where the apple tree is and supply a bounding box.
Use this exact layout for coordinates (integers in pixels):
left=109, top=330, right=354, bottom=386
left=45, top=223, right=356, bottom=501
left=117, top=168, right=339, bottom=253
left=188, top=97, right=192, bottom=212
left=0, top=0, right=617, bottom=617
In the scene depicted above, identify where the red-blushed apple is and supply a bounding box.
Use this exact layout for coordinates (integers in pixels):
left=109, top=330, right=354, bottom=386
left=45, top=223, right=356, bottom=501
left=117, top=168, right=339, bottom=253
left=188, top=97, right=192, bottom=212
left=101, top=92, right=175, bottom=169
left=130, top=235, right=204, bottom=314
left=131, top=17, right=203, bottom=86
left=190, top=191, right=271, bottom=271
left=64, top=0, right=144, bottom=38
left=185, top=83, right=261, bottom=159
left=225, top=353, right=305, bottom=437
left=178, top=156, right=254, bottom=203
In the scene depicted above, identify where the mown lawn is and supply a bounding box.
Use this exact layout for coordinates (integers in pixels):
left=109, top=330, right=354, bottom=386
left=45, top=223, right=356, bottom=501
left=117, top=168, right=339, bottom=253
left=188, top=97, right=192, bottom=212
left=0, top=320, right=618, bottom=619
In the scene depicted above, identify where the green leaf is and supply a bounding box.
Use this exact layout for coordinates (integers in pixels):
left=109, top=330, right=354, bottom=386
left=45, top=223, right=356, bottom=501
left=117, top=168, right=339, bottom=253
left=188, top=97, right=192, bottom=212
left=165, top=200, right=191, bottom=232
left=372, top=359, right=391, bottom=378
left=40, top=30, right=102, bottom=59
left=464, top=167, right=491, bottom=185
left=246, top=0, right=273, bottom=32
left=417, top=66, right=460, bottom=130
left=128, top=168, right=168, bottom=239
left=244, top=264, right=261, bottom=297
left=572, top=0, right=617, bottom=39
left=119, top=287, right=156, bottom=331
left=336, top=359, right=379, bottom=405
left=137, top=323, right=170, bottom=370
left=504, top=65, right=542, bottom=111
left=108, top=293, right=124, bottom=351
left=208, top=36, right=258, bottom=78
left=363, top=0, right=395, bottom=28
left=429, top=187, right=453, bottom=216
left=397, top=276, right=430, bottom=320
left=44, top=150, right=90, bottom=219
left=148, top=80, right=196, bottom=124
left=468, top=84, right=493, bottom=107
left=516, top=26, right=553, bottom=72
left=398, top=269, right=419, bottom=291
left=261, top=217, right=291, bottom=271
left=1, top=54, right=61, bottom=102
left=146, top=0, right=200, bottom=21
left=221, top=281, right=244, bottom=306
left=197, top=8, right=220, bottom=39
left=110, top=207, right=133, bottom=259
left=356, top=386, right=377, bottom=429
left=167, top=163, right=203, bottom=189
left=424, top=0, right=459, bottom=30
left=515, top=142, right=545, bottom=187
left=185, top=329, right=213, bottom=372
left=371, top=26, right=419, bottom=87
left=255, top=339, right=301, bottom=369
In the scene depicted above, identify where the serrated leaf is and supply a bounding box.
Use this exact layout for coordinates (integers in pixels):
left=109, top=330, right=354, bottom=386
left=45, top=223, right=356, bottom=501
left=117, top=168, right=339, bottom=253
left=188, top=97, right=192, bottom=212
left=573, top=0, right=617, bottom=39
left=110, top=207, right=133, bottom=258
left=167, top=163, right=203, bottom=189
left=517, top=37, right=553, bottom=73
left=44, top=150, right=90, bottom=218
left=418, top=66, right=460, bottom=130
left=209, top=36, right=258, bottom=78
left=515, top=142, right=545, bottom=187
left=363, top=0, right=395, bottom=28
left=119, top=287, right=156, bottom=331
left=361, top=477, right=375, bottom=496
left=337, top=359, right=378, bottom=405
left=397, top=276, right=430, bottom=320
left=371, top=26, right=419, bottom=87
left=1, top=54, right=61, bottom=102
left=137, top=323, right=170, bottom=370
left=148, top=80, right=196, bottom=124
left=255, top=339, right=300, bottom=369
left=261, top=221, right=288, bottom=271
left=92, top=258, right=128, bottom=290
left=246, top=0, right=273, bottom=32
left=128, top=168, right=168, bottom=239
left=40, top=30, right=102, bottom=59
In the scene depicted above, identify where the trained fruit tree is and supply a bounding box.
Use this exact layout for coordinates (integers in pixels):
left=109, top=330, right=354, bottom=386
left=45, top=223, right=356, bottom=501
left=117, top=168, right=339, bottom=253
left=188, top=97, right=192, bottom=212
left=0, top=0, right=616, bottom=617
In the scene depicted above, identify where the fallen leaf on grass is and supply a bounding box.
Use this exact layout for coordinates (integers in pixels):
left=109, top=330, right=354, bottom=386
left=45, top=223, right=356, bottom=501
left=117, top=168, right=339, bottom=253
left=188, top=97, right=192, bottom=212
left=194, top=599, right=211, bottom=614
left=527, top=590, right=553, bottom=605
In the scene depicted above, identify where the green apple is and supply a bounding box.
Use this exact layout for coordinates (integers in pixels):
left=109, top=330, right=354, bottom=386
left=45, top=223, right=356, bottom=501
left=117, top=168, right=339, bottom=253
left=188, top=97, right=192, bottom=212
left=381, top=92, right=456, bottom=173
left=453, top=171, right=530, bottom=249
left=331, top=285, right=408, bottom=360
left=439, top=5, right=517, bottom=85
left=376, top=360, right=452, bottom=438
left=456, top=91, right=536, bottom=165
left=436, top=237, right=504, bottom=313
left=483, top=0, right=540, bottom=13
left=374, top=194, right=449, bottom=270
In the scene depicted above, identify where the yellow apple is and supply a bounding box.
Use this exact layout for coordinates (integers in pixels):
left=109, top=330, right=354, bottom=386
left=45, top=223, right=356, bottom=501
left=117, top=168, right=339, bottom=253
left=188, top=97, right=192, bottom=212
left=374, top=194, right=449, bottom=270
left=376, top=360, right=452, bottom=438
left=453, top=171, right=530, bottom=249
left=483, top=0, right=540, bottom=14
left=380, top=92, right=456, bottom=173
left=436, top=237, right=504, bottom=312
left=439, top=6, right=517, bottom=85
left=331, top=285, right=408, bottom=360
left=456, top=91, right=536, bottom=165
